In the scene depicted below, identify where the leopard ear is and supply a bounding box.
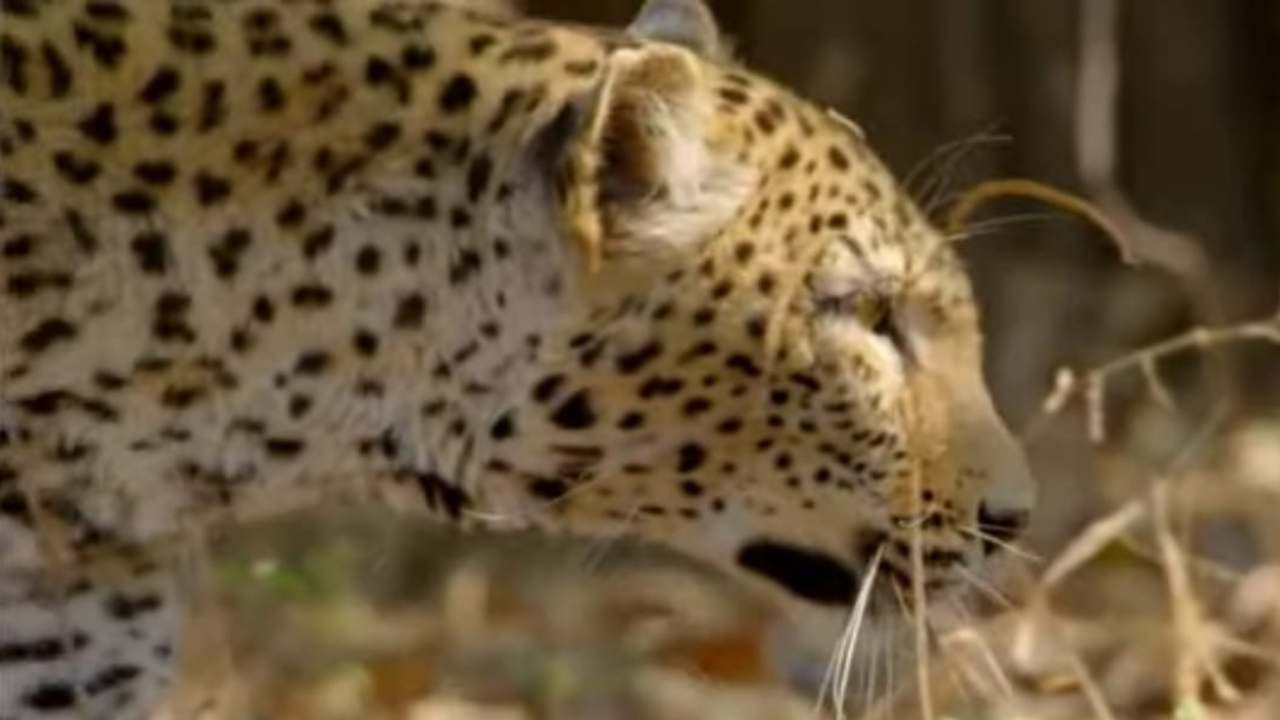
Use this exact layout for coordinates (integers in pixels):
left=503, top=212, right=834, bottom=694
left=558, top=46, right=753, bottom=271
left=628, top=0, right=722, bottom=59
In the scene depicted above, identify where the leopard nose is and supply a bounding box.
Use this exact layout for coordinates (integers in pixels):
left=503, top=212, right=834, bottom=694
left=974, top=452, right=1034, bottom=555
left=969, top=409, right=1036, bottom=556
left=976, top=501, right=1030, bottom=556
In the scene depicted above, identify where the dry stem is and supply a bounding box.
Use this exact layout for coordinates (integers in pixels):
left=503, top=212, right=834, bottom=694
left=944, top=178, right=1135, bottom=266
left=1021, top=313, right=1280, bottom=444
left=909, top=470, right=936, bottom=720
left=1152, top=482, right=1245, bottom=710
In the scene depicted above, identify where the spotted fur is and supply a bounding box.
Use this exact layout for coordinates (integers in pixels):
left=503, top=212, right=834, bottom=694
left=0, top=0, right=1034, bottom=716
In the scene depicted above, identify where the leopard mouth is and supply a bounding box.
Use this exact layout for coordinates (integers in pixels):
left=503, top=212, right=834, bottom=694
left=735, top=534, right=972, bottom=614
left=736, top=539, right=859, bottom=606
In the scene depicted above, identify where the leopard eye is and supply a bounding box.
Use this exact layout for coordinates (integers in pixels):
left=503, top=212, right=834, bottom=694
left=817, top=291, right=908, bottom=354
left=817, top=291, right=891, bottom=332
left=863, top=295, right=895, bottom=337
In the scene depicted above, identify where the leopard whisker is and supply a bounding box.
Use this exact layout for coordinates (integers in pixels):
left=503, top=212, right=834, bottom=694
left=876, top=581, right=916, bottom=719
left=462, top=466, right=607, bottom=532
left=906, top=129, right=1011, bottom=217
left=836, top=543, right=885, bottom=714
left=955, top=564, right=1015, bottom=610
left=960, top=526, right=1043, bottom=563
left=865, top=617, right=888, bottom=719
left=860, top=612, right=894, bottom=720
left=860, top=620, right=880, bottom=718
left=817, top=542, right=885, bottom=719
left=581, top=499, right=646, bottom=572
left=943, top=210, right=1063, bottom=243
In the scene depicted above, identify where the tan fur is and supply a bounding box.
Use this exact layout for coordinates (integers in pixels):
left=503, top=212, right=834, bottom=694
left=0, top=1, right=1032, bottom=716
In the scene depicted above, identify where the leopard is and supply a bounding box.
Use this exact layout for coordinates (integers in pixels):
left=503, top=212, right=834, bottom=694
left=0, top=0, right=1036, bottom=716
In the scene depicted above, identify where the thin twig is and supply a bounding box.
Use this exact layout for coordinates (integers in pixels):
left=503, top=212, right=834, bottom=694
left=1022, top=314, right=1280, bottom=444
left=1092, top=321, right=1280, bottom=379
left=1040, top=499, right=1146, bottom=590
left=1153, top=481, right=1205, bottom=707
left=1076, top=0, right=1209, bottom=284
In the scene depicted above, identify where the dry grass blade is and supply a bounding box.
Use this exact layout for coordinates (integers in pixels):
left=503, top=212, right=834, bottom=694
left=941, top=624, right=1016, bottom=698
left=1115, top=533, right=1246, bottom=587
left=1213, top=633, right=1280, bottom=668
left=1151, top=481, right=1242, bottom=708
left=1007, top=600, right=1120, bottom=720
left=1029, top=392, right=1218, bottom=589
left=1040, top=498, right=1147, bottom=590
left=943, top=211, right=1063, bottom=243
left=909, top=474, right=935, bottom=720
left=1153, top=480, right=1204, bottom=708
left=943, top=178, right=1136, bottom=264
left=1066, top=643, right=1120, bottom=720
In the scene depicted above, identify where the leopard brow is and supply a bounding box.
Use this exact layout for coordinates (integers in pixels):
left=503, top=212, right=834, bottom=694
left=810, top=235, right=900, bottom=299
